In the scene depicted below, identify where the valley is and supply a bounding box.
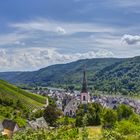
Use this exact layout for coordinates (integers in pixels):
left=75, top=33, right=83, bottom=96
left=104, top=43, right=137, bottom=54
left=1, top=56, right=140, bottom=95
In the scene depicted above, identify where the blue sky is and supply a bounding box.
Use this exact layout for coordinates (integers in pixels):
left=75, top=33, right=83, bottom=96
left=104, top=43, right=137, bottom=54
left=0, top=0, right=140, bottom=71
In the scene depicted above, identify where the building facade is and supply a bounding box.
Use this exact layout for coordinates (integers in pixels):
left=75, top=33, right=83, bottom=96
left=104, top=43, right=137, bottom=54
left=64, top=68, right=91, bottom=117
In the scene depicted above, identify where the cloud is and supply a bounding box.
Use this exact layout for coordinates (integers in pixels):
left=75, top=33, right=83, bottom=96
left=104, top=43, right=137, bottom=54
left=114, top=0, right=140, bottom=7
left=0, top=47, right=114, bottom=71
left=10, top=19, right=118, bottom=34
left=0, top=33, right=28, bottom=46
left=56, top=26, right=66, bottom=34
left=0, top=18, right=138, bottom=72
left=0, top=49, right=8, bottom=65
left=95, top=49, right=114, bottom=57
left=14, top=41, right=25, bottom=46
left=122, top=34, right=140, bottom=45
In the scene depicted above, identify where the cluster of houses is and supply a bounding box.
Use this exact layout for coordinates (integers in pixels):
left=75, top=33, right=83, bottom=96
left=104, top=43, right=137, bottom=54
left=44, top=69, right=90, bottom=117
left=93, top=95, right=140, bottom=114
left=1, top=69, right=140, bottom=138
left=42, top=70, right=140, bottom=117
left=46, top=88, right=140, bottom=117
left=26, top=69, right=140, bottom=118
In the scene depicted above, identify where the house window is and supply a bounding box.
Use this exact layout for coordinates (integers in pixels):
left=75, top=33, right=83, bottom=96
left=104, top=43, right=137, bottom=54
left=70, top=110, right=72, bottom=115
left=83, top=96, right=86, bottom=101
left=66, top=112, right=69, bottom=116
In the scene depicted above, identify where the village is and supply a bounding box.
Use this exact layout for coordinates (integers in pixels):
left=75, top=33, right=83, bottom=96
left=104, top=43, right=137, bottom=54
left=28, top=70, right=140, bottom=117
left=1, top=70, right=140, bottom=139
left=39, top=88, right=140, bottom=115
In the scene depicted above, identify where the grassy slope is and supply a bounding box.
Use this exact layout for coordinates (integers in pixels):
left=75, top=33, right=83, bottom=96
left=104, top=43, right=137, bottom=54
left=79, top=126, right=102, bottom=139
left=0, top=80, right=46, bottom=109
left=87, top=126, right=102, bottom=139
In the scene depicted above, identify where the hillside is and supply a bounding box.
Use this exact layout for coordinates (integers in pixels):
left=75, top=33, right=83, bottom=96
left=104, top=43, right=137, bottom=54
left=92, top=56, right=140, bottom=94
left=0, top=79, right=46, bottom=109
left=1, top=56, right=140, bottom=93
left=0, top=58, right=125, bottom=88
left=0, top=79, right=47, bottom=126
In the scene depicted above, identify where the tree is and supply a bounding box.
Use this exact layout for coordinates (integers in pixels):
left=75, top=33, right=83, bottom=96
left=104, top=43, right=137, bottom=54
left=76, top=103, right=102, bottom=127
left=102, top=109, right=118, bottom=128
left=91, top=103, right=102, bottom=125
left=76, top=105, right=85, bottom=127
left=68, top=85, right=75, bottom=92
left=117, top=104, right=133, bottom=120
left=43, top=105, right=62, bottom=126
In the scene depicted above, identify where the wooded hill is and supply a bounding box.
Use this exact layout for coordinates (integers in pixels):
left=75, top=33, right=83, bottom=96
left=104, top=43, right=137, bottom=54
left=1, top=56, right=140, bottom=94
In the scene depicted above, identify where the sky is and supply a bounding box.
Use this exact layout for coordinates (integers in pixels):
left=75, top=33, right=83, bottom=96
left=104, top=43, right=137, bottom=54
left=1, top=0, right=140, bottom=71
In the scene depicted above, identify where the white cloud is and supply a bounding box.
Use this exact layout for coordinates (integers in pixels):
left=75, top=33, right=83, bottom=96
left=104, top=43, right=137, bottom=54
left=115, top=0, right=140, bottom=7
left=56, top=26, right=66, bottom=34
left=0, top=49, right=8, bottom=65
left=122, top=34, right=140, bottom=45
left=0, top=33, right=28, bottom=46
left=0, top=47, right=114, bottom=71
left=102, top=0, right=140, bottom=8
left=10, top=19, right=118, bottom=34
left=95, top=49, right=114, bottom=57
left=1, top=18, right=138, bottom=72
left=14, top=41, right=25, bottom=46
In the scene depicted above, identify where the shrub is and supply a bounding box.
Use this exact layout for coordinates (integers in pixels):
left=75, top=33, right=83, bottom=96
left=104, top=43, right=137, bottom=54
left=102, top=109, right=118, bottom=128
left=117, top=104, right=133, bottom=120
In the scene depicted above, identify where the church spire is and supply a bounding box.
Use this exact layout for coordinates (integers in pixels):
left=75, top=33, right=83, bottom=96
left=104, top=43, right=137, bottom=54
left=81, top=66, right=88, bottom=93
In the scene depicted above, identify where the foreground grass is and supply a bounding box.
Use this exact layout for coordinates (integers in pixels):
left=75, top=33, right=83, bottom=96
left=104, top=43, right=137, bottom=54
left=2, top=125, right=139, bottom=140
left=79, top=126, right=102, bottom=139
left=87, top=126, right=102, bottom=139
left=0, top=116, right=4, bottom=121
left=11, top=126, right=102, bottom=140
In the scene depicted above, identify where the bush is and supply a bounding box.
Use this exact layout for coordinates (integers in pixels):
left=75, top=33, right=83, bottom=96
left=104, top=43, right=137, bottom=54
left=102, top=118, right=140, bottom=140
left=57, top=116, right=75, bottom=126
left=117, top=104, right=133, bottom=120
left=115, top=120, right=140, bottom=135
left=129, top=114, right=140, bottom=125
left=102, top=109, right=118, bottom=128
left=43, top=105, right=62, bottom=126
left=13, top=126, right=82, bottom=140
left=76, top=103, right=102, bottom=127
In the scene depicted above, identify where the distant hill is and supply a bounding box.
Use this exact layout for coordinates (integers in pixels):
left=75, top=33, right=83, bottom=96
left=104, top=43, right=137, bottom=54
left=92, top=56, right=140, bottom=94
left=2, top=56, right=140, bottom=93
left=0, top=58, right=125, bottom=88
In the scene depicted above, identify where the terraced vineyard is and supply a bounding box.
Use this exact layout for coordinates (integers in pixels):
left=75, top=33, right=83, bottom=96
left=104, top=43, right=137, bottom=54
left=0, top=80, right=46, bottom=109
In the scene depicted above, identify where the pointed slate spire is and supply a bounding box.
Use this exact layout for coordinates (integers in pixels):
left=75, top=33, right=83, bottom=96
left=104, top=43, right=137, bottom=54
left=81, top=65, right=88, bottom=93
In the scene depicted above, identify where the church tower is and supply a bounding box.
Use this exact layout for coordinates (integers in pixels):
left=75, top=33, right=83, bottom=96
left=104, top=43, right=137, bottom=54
left=81, top=67, right=90, bottom=104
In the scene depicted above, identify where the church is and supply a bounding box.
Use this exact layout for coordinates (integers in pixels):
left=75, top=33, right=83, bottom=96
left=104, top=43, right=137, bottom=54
left=64, top=68, right=91, bottom=117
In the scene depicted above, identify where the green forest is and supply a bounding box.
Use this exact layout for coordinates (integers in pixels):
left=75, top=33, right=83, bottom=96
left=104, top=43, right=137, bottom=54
left=1, top=56, right=140, bottom=95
